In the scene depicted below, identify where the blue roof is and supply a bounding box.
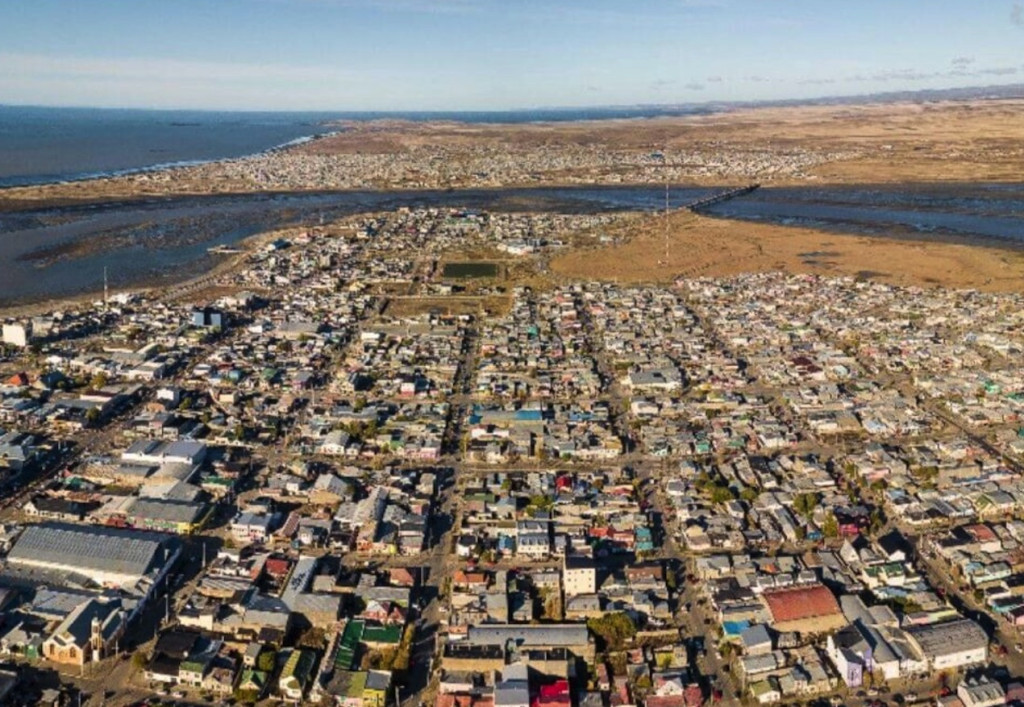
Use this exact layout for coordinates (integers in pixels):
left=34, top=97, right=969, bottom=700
left=723, top=620, right=751, bottom=636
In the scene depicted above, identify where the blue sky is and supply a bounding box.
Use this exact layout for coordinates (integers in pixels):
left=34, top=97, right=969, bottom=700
left=2, top=0, right=1023, bottom=111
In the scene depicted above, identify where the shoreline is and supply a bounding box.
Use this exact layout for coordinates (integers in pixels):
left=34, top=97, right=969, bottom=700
left=0, top=124, right=343, bottom=191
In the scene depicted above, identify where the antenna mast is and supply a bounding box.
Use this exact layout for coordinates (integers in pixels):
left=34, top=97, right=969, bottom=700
left=664, top=179, right=670, bottom=263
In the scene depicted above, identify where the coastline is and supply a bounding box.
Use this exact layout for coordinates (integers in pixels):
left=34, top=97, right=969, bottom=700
left=0, top=126, right=343, bottom=190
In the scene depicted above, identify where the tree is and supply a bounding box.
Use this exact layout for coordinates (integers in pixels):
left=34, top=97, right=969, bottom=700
left=739, top=487, right=759, bottom=503
left=90, top=372, right=108, bottom=390
left=131, top=652, right=147, bottom=669
left=587, top=612, right=637, bottom=651
left=710, top=485, right=734, bottom=505
left=84, top=408, right=101, bottom=426
left=822, top=512, right=839, bottom=539
left=792, top=492, right=819, bottom=520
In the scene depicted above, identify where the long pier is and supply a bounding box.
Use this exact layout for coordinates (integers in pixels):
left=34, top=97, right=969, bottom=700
left=683, top=183, right=760, bottom=213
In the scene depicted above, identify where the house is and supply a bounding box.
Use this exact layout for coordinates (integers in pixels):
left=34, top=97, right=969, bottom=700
left=563, top=555, right=597, bottom=597
left=232, top=511, right=280, bottom=544
left=279, top=648, right=317, bottom=702
left=363, top=670, right=391, bottom=707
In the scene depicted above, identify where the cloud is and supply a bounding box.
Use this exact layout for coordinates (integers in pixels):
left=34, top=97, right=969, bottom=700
left=745, top=75, right=769, bottom=83
left=798, top=78, right=837, bottom=85
left=951, top=56, right=975, bottom=69
left=869, top=69, right=941, bottom=82
left=976, top=66, right=1018, bottom=75
left=684, top=82, right=705, bottom=91
left=1013, top=2, right=1024, bottom=27
left=706, top=76, right=723, bottom=83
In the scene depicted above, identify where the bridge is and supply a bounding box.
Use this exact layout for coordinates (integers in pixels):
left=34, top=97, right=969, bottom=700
left=683, top=183, right=760, bottom=213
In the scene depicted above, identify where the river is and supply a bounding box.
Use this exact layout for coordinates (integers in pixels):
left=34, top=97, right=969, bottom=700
left=1, top=182, right=1022, bottom=305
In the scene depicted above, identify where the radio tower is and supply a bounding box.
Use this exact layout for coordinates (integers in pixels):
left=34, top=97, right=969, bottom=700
left=664, top=179, right=670, bottom=263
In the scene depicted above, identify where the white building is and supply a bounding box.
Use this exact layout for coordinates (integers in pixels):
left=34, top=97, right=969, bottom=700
left=563, top=556, right=597, bottom=597
left=905, top=619, right=988, bottom=671
left=2, top=323, right=32, bottom=348
left=957, top=678, right=1006, bottom=707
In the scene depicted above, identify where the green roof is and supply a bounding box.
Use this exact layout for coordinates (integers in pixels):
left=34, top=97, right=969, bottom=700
left=362, top=624, right=402, bottom=645
left=335, top=620, right=364, bottom=670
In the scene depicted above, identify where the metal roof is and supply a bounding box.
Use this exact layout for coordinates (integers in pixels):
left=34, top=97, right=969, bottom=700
left=7, top=522, right=178, bottom=582
left=466, top=624, right=589, bottom=647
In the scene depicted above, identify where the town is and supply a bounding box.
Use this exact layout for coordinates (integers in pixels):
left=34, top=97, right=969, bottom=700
left=2, top=204, right=1024, bottom=707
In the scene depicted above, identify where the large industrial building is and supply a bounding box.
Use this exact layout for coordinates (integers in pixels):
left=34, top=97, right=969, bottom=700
left=4, top=522, right=181, bottom=590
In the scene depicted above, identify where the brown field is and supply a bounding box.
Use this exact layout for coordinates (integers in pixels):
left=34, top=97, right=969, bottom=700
left=549, top=211, right=1024, bottom=293
left=305, top=99, right=1024, bottom=184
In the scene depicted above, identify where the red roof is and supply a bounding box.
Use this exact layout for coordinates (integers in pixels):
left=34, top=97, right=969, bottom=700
left=539, top=681, right=570, bottom=698
left=264, top=558, right=292, bottom=577
left=389, top=568, right=416, bottom=586
left=762, top=584, right=842, bottom=624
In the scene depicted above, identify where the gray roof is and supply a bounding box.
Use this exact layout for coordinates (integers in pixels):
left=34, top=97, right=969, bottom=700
left=127, top=498, right=207, bottom=524
left=466, top=623, right=590, bottom=648
left=7, top=522, right=179, bottom=581
left=906, top=618, right=988, bottom=657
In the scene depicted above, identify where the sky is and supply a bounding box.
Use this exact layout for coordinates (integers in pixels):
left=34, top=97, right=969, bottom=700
left=2, top=0, right=1023, bottom=112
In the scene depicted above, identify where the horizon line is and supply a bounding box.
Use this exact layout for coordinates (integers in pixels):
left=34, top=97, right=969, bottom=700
left=2, top=81, right=1023, bottom=117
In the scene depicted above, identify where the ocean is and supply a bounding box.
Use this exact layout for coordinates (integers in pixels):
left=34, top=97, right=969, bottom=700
left=0, top=106, right=345, bottom=187
left=0, top=104, right=712, bottom=188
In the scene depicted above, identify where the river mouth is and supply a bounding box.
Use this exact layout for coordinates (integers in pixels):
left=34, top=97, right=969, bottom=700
left=1, top=182, right=1022, bottom=306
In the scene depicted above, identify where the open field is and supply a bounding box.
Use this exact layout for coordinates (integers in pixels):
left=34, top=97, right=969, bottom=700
left=549, top=210, right=1024, bottom=293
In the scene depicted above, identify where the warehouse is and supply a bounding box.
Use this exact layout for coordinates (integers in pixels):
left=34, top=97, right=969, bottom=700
left=761, top=584, right=846, bottom=634
left=905, top=619, right=988, bottom=670
left=5, top=522, right=181, bottom=591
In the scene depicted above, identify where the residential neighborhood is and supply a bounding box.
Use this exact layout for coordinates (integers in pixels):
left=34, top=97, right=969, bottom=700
left=2, top=208, right=1024, bottom=707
